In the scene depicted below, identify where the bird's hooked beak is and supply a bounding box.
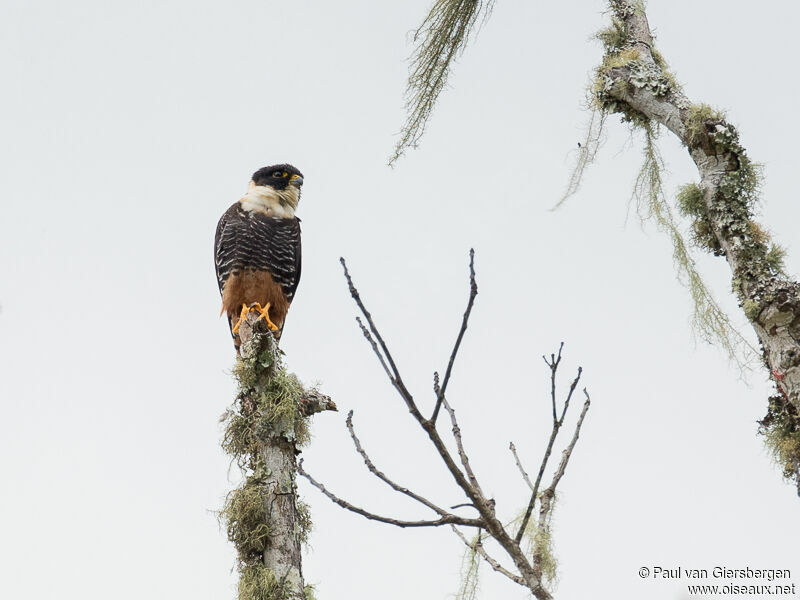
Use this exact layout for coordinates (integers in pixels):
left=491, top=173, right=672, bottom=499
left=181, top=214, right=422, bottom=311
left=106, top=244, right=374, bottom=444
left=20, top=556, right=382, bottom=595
left=290, top=174, right=304, bottom=187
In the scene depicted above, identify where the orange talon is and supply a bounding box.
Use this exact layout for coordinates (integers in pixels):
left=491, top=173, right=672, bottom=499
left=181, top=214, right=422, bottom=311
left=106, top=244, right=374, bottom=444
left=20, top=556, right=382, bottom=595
left=231, top=303, right=250, bottom=335
left=254, top=302, right=279, bottom=332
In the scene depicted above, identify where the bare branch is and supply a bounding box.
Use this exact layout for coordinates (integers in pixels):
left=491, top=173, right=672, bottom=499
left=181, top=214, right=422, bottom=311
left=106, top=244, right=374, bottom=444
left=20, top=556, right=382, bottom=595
left=509, top=442, right=535, bottom=493
left=547, top=390, right=592, bottom=494
left=340, top=257, right=425, bottom=423
left=298, top=460, right=483, bottom=529
left=516, top=352, right=582, bottom=544
left=441, top=396, right=484, bottom=496
left=544, top=343, right=564, bottom=422
left=346, top=410, right=449, bottom=515
left=354, top=316, right=395, bottom=382
left=432, top=248, right=478, bottom=423
left=533, top=391, right=591, bottom=583
left=337, top=255, right=563, bottom=597
left=299, top=388, right=338, bottom=416
left=451, top=526, right=526, bottom=587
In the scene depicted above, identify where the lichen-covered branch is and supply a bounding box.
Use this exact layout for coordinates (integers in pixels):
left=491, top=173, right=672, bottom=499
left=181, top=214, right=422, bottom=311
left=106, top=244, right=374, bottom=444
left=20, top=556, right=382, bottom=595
left=301, top=253, right=593, bottom=599
left=594, top=0, right=800, bottom=491
left=220, top=313, right=335, bottom=600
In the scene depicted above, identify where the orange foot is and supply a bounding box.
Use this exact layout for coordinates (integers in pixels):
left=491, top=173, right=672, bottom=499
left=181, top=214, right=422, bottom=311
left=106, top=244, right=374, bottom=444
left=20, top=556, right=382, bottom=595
left=231, top=302, right=279, bottom=334
left=252, top=302, right=279, bottom=332
left=231, top=303, right=250, bottom=335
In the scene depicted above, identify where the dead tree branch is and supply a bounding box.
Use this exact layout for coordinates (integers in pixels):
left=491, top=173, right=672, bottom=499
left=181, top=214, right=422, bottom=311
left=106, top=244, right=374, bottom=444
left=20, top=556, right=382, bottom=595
left=431, top=248, right=478, bottom=424
left=220, top=313, right=334, bottom=600
left=516, top=352, right=583, bottom=544
left=300, top=253, right=593, bottom=599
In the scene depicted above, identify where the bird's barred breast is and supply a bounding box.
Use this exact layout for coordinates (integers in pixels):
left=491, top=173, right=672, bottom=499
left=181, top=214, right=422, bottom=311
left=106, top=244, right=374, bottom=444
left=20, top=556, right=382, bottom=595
left=215, top=205, right=302, bottom=302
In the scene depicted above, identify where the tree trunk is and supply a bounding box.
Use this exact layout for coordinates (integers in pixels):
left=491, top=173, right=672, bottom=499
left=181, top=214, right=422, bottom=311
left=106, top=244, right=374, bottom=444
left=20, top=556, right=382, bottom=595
left=222, top=312, right=335, bottom=599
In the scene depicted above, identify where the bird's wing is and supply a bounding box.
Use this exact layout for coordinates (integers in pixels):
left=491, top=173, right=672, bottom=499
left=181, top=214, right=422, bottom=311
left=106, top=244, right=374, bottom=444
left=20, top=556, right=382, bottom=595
left=214, top=202, right=241, bottom=294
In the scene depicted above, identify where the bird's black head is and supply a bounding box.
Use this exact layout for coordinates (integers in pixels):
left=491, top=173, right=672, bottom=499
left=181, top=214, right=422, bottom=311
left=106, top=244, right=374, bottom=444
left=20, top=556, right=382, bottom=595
left=252, top=164, right=304, bottom=190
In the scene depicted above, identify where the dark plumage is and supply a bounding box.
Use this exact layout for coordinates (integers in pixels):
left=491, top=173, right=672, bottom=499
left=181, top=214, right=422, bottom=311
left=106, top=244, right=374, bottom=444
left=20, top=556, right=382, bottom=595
left=215, top=164, right=304, bottom=349
left=251, top=164, right=304, bottom=190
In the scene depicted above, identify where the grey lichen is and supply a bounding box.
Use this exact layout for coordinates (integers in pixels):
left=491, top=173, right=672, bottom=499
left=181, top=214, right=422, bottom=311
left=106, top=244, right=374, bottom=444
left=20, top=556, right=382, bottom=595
left=589, top=7, right=763, bottom=368
left=593, top=10, right=682, bottom=121
left=227, top=356, right=311, bottom=452
left=684, top=103, right=783, bottom=318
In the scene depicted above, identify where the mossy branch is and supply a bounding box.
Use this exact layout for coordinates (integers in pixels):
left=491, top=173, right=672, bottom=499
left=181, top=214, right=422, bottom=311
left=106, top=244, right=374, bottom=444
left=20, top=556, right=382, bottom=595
left=220, top=314, right=335, bottom=599
left=632, top=125, right=757, bottom=369
left=592, top=0, right=800, bottom=492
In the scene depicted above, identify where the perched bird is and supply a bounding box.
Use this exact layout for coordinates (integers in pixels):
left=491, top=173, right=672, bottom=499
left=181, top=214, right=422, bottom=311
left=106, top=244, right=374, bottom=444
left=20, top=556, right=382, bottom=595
left=215, top=164, right=304, bottom=350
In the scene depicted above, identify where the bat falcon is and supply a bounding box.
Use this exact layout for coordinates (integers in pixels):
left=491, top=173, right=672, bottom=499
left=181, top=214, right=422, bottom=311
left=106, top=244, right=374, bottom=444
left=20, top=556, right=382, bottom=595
left=215, top=164, right=303, bottom=350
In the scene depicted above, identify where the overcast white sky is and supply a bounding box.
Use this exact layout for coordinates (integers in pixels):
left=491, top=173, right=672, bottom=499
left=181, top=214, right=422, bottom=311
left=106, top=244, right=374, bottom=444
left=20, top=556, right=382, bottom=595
left=2, top=1, right=800, bottom=599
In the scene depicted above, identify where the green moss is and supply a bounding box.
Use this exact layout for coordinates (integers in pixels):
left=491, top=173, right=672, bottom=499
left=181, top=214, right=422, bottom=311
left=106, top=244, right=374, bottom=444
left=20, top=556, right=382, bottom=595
left=760, top=395, right=800, bottom=484
left=303, top=585, right=317, bottom=600
left=456, top=533, right=482, bottom=600
left=595, top=18, right=627, bottom=53
left=222, top=331, right=316, bottom=598
left=766, top=244, right=787, bottom=274
left=296, top=499, right=313, bottom=546
left=633, top=125, right=755, bottom=367
left=685, top=103, right=727, bottom=149
left=226, top=362, right=310, bottom=449
left=533, top=521, right=558, bottom=586
left=238, top=563, right=287, bottom=600
left=742, top=299, right=762, bottom=321
left=222, top=479, right=272, bottom=564
left=676, top=183, right=705, bottom=217
left=554, top=108, right=607, bottom=209
left=601, top=47, right=640, bottom=70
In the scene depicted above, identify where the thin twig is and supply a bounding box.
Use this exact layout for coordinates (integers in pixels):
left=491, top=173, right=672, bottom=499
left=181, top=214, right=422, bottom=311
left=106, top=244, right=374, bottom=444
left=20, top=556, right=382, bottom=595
left=355, top=317, right=394, bottom=382
left=509, top=442, right=535, bottom=493
left=337, top=256, right=544, bottom=594
left=548, top=390, right=592, bottom=493
left=431, top=248, right=478, bottom=423
left=346, top=410, right=450, bottom=515
left=340, top=257, right=425, bottom=423
left=298, top=460, right=483, bottom=529
left=442, top=396, right=484, bottom=496
left=533, top=391, right=591, bottom=578
left=516, top=355, right=583, bottom=544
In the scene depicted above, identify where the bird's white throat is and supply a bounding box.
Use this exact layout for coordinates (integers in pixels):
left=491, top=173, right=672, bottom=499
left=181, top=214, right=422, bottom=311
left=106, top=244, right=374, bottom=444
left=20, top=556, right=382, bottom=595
left=239, top=181, right=299, bottom=218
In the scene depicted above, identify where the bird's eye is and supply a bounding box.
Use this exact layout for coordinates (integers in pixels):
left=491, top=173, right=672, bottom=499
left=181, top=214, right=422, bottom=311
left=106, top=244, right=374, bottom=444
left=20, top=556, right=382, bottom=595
left=273, top=170, right=283, bottom=178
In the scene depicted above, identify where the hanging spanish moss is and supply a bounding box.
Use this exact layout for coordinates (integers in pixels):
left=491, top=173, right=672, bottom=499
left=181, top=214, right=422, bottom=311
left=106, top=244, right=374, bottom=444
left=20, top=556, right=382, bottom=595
left=391, top=0, right=494, bottom=164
